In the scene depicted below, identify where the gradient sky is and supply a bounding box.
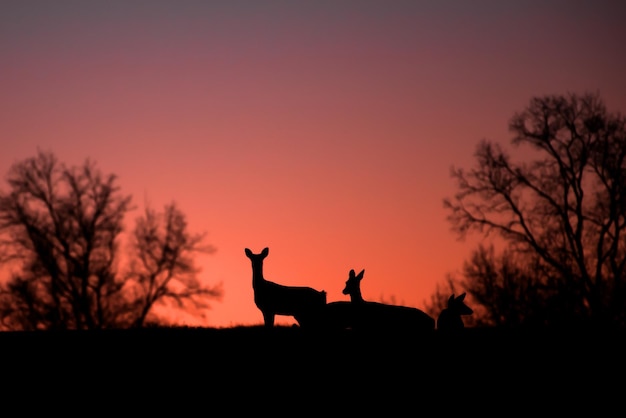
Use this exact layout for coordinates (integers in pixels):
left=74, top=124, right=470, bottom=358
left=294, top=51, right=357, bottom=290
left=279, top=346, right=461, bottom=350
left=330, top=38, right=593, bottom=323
left=2, top=0, right=625, bottom=328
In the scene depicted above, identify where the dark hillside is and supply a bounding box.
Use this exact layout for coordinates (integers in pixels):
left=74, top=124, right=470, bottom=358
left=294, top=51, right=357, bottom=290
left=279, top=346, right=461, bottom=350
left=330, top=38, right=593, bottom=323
left=1, top=326, right=622, bottom=414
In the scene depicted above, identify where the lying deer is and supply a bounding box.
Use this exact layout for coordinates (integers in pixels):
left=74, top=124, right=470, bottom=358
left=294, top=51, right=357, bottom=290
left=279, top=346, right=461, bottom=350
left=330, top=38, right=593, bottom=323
left=300, top=269, right=435, bottom=332
left=245, top=247, right=327, bottom=328
left=436, top=293, right=473, bottom=332
left=341, top=269, right=435, bottom=332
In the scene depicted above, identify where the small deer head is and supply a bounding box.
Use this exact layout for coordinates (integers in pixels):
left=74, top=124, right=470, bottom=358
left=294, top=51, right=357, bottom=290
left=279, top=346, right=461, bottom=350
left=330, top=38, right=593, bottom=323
left=447, top=293, right=473, bottom=316
left=437, top=292, right=473, bottom=331
left=343, top=269, right=364, bottom=302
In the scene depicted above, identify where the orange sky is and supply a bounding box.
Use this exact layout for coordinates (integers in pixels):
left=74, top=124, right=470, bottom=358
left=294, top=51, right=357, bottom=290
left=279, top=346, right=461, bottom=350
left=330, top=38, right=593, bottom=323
left=2, top=1, right=625, bottom=328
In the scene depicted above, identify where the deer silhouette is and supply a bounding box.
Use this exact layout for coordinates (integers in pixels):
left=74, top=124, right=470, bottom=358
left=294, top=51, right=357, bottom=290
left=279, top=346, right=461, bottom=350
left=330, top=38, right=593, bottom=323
left=245, top=247, right=327, bottom=328
left=337, top=269, right=436, bottom=332
left=436, top=293, right=473, bottom=332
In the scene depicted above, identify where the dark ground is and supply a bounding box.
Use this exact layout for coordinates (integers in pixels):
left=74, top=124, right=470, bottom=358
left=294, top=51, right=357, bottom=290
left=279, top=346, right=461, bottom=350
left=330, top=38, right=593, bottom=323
left=1, top=326, right=623, bottom=414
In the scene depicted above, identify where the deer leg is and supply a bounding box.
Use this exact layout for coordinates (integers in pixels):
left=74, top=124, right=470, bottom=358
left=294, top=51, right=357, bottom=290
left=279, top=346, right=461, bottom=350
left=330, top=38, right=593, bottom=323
left=263, top=311, right=275, bottom=327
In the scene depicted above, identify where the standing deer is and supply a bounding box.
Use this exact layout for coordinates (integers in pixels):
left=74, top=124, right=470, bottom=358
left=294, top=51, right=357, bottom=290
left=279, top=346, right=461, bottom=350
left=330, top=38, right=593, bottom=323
left=245, top=247, right=327, bottom=328
left=436, top=293, right=473, bottom=332
left=337, top=269, right=435, bottom=332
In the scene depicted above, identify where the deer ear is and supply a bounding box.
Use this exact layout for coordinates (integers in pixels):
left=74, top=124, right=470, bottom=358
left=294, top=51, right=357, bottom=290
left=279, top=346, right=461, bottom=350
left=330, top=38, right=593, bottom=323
left=245, top=248, right=252, bottom=256
left=458, top=293, right=466, bottom=301
left=349, top=269, right=356, bottom=278
left=262, top=247, right=269, bottom=256
left=448, top=294, right=455, bottom=305
left=357, top=269, right=364, bottom=280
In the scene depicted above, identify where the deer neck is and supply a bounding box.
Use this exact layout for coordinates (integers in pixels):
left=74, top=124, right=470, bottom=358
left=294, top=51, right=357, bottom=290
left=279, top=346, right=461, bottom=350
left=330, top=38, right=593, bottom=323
left=350, top=289, right=365, bottom=304
left=251, top=262, right=266, bottom=288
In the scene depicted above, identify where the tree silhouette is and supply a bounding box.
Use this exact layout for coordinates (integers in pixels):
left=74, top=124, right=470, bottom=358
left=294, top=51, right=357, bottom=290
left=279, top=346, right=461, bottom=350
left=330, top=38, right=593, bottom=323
left=443, top=92, right=626, bottom=329
left=125, top=202, right=222, bottom=328
left=0, top=150, right=222, bottom=330
left=435, top=244, right=548, bottom=328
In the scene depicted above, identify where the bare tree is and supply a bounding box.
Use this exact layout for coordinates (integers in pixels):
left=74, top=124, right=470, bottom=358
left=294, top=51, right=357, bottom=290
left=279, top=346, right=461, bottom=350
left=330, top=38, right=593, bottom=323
left=444, top=244, right=553, bottom=328
left=0, top=150, right=222, bottom=330
left=125, top=202, right=222, bottom=328
left=443, top=92, right=626, bottom=328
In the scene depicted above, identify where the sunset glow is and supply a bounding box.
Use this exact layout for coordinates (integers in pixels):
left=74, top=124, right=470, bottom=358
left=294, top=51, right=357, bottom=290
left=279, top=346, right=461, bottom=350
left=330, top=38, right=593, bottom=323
left=2, top=1, right=625, bottom=328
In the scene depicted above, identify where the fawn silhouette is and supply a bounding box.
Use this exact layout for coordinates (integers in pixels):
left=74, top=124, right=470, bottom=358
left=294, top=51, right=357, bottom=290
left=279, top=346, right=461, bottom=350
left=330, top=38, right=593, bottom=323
left=245, top=247, right=327, bottom=328
left=338, top=269, right=435, bottom=332
left=436, top=293, right=473, bottom=332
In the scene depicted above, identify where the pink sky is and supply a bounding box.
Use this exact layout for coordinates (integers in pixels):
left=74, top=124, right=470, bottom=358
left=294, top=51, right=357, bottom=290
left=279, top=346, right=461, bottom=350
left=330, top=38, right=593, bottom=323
left=2, top=1, right=625, bottom=327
